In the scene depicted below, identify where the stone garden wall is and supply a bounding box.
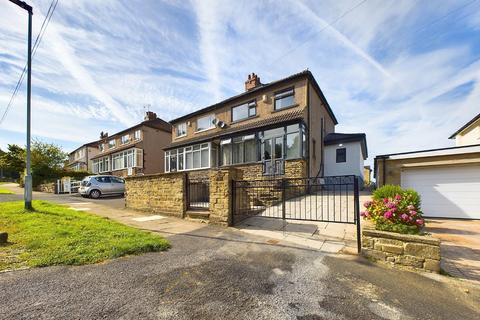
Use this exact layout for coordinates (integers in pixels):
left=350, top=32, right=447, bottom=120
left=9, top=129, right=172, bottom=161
left=35, top=182, right=56, bottom=193
left=362, top=228, right=441, bottom=273
left=125, top=172, right=186, bottom=218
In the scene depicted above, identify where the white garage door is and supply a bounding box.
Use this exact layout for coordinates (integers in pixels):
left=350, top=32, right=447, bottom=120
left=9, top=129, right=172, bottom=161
left=401, top=165, right=480, bottom=219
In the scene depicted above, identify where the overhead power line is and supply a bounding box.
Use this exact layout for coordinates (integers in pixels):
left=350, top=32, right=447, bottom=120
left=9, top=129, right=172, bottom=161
left=267, top=0, right=368, bottom=67
left=0, top=0, right=59, bottom=125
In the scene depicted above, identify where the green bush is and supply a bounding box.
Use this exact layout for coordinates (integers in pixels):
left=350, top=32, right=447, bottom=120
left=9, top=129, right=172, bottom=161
left=372, top=184, right=403, bottom=201
left=362, top=185, right=425, bottom=235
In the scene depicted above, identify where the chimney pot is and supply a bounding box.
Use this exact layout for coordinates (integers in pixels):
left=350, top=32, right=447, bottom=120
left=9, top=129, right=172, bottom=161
left=245, top=73, right=262, bottom=91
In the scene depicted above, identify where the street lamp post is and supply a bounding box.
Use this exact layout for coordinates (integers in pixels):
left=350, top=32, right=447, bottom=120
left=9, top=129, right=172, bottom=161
left=9, top=0, right=33, bottom=210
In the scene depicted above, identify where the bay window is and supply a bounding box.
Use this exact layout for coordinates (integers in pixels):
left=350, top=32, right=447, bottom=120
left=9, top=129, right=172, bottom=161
left=221, top=134, right=258, bottom=166
left=92, top=156, right=110, bottom=174
left=165, top=142, right=212, bottom=172
left=111, top=149, right=142, bottom=171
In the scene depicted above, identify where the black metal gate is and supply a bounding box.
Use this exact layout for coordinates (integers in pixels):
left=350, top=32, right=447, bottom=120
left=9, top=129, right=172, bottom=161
left=232, top=175, right=361, bottom=252
left=187, top=178, right=210, bottom=210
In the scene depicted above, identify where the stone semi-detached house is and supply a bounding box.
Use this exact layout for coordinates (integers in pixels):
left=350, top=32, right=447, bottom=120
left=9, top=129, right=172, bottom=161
left=90, top=112, right=171, bottom=177
left=67, top=141, right=100, bottom=172
left=165, top=70, right=367, bottom=181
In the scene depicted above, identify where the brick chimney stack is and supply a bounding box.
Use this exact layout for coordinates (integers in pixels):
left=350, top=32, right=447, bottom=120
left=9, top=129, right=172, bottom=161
left=144, top=111, right=157, bottom=121
left=245, top=73, right=262, bottom=91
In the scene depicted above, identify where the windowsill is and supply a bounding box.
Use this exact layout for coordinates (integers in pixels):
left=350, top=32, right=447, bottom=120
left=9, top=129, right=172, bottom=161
left=194, top=127, right=216, bottom=134
left=230, top=115, right=259, bottom=125
left=174, top=135, right=187, bottom=140
left=272, top=104, right=299, bottom=113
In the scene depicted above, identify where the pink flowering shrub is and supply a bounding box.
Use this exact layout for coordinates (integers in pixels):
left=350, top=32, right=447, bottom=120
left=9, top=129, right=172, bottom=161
left=361, top=185, right=424, bottom=234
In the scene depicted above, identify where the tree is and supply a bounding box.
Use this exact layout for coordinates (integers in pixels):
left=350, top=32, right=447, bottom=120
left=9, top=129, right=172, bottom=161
left=0, top=144, right=25, bottom=175
left=0, top=140, right=68, bottom=186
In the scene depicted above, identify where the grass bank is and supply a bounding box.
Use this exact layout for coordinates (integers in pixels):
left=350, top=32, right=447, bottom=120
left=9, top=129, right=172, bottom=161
left=0, top=200, right=169, bottom=271
left=0, top=188, right=14, bottom=194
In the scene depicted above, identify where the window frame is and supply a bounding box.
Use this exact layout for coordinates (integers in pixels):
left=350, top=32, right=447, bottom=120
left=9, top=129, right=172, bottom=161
left=134, top=130, right=142, bottom=141
left=196, top=114, right=215, bottom=132
left=231, top=100, right=257, bottom=122
left=175, top=122, right=187, bottom=138
left=165, top=142, right=212, bottom=172
left=121, top=134, right=130, bottom=145
left=336, top=148, right=347, bottom=163
left=274, top=87, right=295, bottom=111
left=108, top=139, right=116, bottom=149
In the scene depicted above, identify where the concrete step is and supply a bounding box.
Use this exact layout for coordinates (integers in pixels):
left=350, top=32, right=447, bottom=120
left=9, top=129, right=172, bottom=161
left=186, top=210, right=210, bottom=222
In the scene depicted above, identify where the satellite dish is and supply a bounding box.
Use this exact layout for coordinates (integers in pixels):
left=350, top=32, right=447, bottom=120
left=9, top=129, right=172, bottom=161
left=218, top=121, right=227, bottom=128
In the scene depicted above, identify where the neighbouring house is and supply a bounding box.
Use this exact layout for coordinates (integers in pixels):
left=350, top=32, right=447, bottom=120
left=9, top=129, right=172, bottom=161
left=164, top=70, right=367, bottom=182
left=323, top=133, right=368, bottom=185
left=374, top=112, right=480, bottom=220
left=449, top=112, right=480, bottom=146
left=66, top=141, right=100, bottom=172
left=90, top=111, right=171, bottom=177
left=364, top=165, right=372, bottom=185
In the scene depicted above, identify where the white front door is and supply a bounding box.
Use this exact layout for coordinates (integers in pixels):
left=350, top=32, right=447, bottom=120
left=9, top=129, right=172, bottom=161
left=401, top=165, right=480, bottom=219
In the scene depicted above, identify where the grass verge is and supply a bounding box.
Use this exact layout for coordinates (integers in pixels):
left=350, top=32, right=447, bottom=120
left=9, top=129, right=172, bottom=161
left=0, top=188, right=14, bottom=194
left=0, top=200, right=170, bottom=271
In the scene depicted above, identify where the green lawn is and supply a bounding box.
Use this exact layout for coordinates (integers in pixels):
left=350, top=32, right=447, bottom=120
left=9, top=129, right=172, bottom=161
left=0, top=200, right=170, bottom=271
left=0, top=188, right=14, bottom=194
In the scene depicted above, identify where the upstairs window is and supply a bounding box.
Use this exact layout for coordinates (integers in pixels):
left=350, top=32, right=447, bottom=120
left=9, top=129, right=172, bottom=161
left=108, top=139, right=116, bottom=149
left=196, top=114, right=215, bottom=132
left=134, top=130, right=141, bottom=141
left=336, top=148, right=346, bottom=163
left=232, top=100, right=256, bottom=122
left=99, top=143, right=105, bottom=152
left=176, top=122, right=187, bottom=137
left=121, top=134, right=130, bottom=145
left=274, top=88, right=295, bottom=110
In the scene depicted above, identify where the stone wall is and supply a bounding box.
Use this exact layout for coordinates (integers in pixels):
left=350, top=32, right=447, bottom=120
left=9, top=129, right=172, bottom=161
left=362, top=228, right=441, bottom=273
left=125, top=172, right=186, bottom=218
left=234, top=159, right=307, bottom=180
left=35, top=182, right=56, bottom=193
left=209, top=168, right=239, bottom=226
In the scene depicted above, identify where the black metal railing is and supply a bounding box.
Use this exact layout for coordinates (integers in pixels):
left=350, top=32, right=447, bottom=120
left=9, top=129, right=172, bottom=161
left=187, top=178, right=210, bottom=210
left=232, top=175, right=359, bottom=224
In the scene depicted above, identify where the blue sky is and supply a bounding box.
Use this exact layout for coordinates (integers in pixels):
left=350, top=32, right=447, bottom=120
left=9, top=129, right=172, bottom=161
left=1, top=0, right=480, bottom=166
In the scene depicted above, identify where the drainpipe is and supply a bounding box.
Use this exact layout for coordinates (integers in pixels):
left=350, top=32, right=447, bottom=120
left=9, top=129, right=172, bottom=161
left=382, top=157, right=386, bottom=186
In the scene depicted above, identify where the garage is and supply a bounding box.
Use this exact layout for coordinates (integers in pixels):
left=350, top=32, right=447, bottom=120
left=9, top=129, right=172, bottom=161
left=401, top=165, right=480, bottom=219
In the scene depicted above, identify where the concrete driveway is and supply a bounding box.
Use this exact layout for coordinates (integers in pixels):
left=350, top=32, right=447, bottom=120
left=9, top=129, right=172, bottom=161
left=426, top=219, right=480, bottom=283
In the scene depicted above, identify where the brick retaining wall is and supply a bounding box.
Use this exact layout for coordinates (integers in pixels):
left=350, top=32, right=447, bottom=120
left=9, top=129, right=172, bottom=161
left=362, top=228, right=441, bottom=273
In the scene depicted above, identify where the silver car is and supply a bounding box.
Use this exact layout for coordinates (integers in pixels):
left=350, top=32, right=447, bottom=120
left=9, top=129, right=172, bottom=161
left=79, top=175, right=125, bottom=199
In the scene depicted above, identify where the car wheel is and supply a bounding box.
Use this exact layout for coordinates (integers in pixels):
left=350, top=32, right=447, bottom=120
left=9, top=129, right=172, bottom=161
left=89, top=189, right=101, bottom=199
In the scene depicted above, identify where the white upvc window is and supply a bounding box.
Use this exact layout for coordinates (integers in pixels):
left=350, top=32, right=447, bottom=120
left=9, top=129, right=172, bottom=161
left=99, top=143, right=105, bottom=152
left=165, top=142, right=212, bottom=172
left=134, top=130, right=142, bottom=141
left=176, top=122, right=187, bottom=138
left=196, top=114, right=215, bottom=132
left=108, top=139, right=116, bottom=149
left=121, top=134, right=130, bottom=145
left=111, top=148, right=143, bottom=171
left=92, top=156, right=110, bottom=174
